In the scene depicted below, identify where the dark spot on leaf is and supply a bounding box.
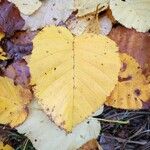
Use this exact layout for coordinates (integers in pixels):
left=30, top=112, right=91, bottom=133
left=134, top=89, right=141, bottom=96
left=118, top=75, right=132, bottom=82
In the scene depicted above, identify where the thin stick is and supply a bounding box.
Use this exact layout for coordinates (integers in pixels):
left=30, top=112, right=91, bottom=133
left=97, top=118, right=129, bottom=124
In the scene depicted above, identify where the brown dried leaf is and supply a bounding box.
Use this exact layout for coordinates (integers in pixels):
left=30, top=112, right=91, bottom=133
left=79, top=139, right=102, bottom=150
left=1, top=31, right=36, bottom=60
left=0, top=0, right=25, bottom=36
left=4, top=60, right=30, bottom=88
left=108, top=26, right=150, bottom=78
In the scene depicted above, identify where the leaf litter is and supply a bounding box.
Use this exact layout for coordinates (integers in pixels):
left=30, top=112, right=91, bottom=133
left=0, top=0, right=150, bottom=149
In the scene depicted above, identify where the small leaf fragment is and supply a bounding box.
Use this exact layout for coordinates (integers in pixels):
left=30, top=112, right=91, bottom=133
left=110, top=0, right=150, bottom=32
left=0, top=32, right=4, bottom=40
left=105, top=53, right=150, bottom=109
left=28, top=26, right=120, bottom=131
left=79, top=139, right=103, bottom=150
left=0, top=47, right=7, bottom=60
left=8, top=0, right=42, bottom=15
left=0, top=76, right=31, bottom=127
left=0, top=141, right=14, bottom=150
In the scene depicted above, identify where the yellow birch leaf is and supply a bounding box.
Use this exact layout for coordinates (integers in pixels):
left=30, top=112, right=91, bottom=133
left=105, top=53, right=150, bottom=109
left=0, top=77, right=31, bottom=127
left=110, top=0, right=150, bottom=32
left=8, top=0, right=42, bottom=15
left=75, top=0, right=109, bottom=17
left=28, top=26, right=120, bottom=132
left=0, top=141, right=14, bottom=150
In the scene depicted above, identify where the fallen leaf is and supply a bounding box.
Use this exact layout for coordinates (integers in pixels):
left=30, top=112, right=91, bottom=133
left=109, top=0, right=150, bottom=32
left=1, top=31, right=36, bottom=60
left=4, top=60, right=30, bottom=88
left=17, top=101, right=103, bottom=150
left=0, top=141, right=14, bottom=150
left=22, top=0, right=73, bottom=31
left=105, top=53, right=150, bottom=109
left=0, top=76, right=31, bottom=127
left=66, top=14, right=112, bottom=35
left=0, top=0, right=25, bottom=36
left=8, top=0, right=42, bottom=15
left=79, top=139, right=103, bottom=150
left=75, top=0, right=109, bottom=17
left=108, top=26, right=150, bottom=78
left=28, top=26, right=120, bottom=131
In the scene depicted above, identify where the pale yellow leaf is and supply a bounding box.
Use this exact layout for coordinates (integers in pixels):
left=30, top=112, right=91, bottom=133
left=17, top=101, right=103, bottom=150
left=75, top=0, right=109, bottom=16
left=0, top=77, right=31, bottom=127
left=106, top=53, right=150, bottom=109
left=8, top=0, right=42, bottom=15
left=22, top=0, right=73, bottom=31
left=110, top=0, right=150, bottom=32
left=28, top=26, right=120, bottom=132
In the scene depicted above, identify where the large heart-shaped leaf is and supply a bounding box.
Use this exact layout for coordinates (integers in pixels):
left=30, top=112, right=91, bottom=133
left=28, top=26, right=120, bottom=132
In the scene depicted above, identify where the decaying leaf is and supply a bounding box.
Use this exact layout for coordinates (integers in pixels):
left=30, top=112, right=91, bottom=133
left=108, top=26, right=150, bottom=78
left=79, top=139, right=103, bottom=150
left=8, top=0, right=42, bottom=15
left=0, top=0, right=25, bottom=36
left=0, top=141, right=14, bottom=150
left=105, top=53, right=150, bottom=109
left=0, top=76, right=31, bottom=127
left=28, top=26, right=120, bottom=131
left=22, top=0, right=73, bottom=31
left=4, top=60, right=30, bottom=88
left=75, top=0, right=109, bottom=17
left=66, top=14, right=112, bottom=35
left=1, top=31, right=36, bottom=60
left=110, top=0, right=150, bottom=32
left=17, top=101, right=103, bottom=150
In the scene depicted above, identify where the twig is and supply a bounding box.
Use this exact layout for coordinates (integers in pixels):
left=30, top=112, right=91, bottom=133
left=97, top=118, right=129, bottom=124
